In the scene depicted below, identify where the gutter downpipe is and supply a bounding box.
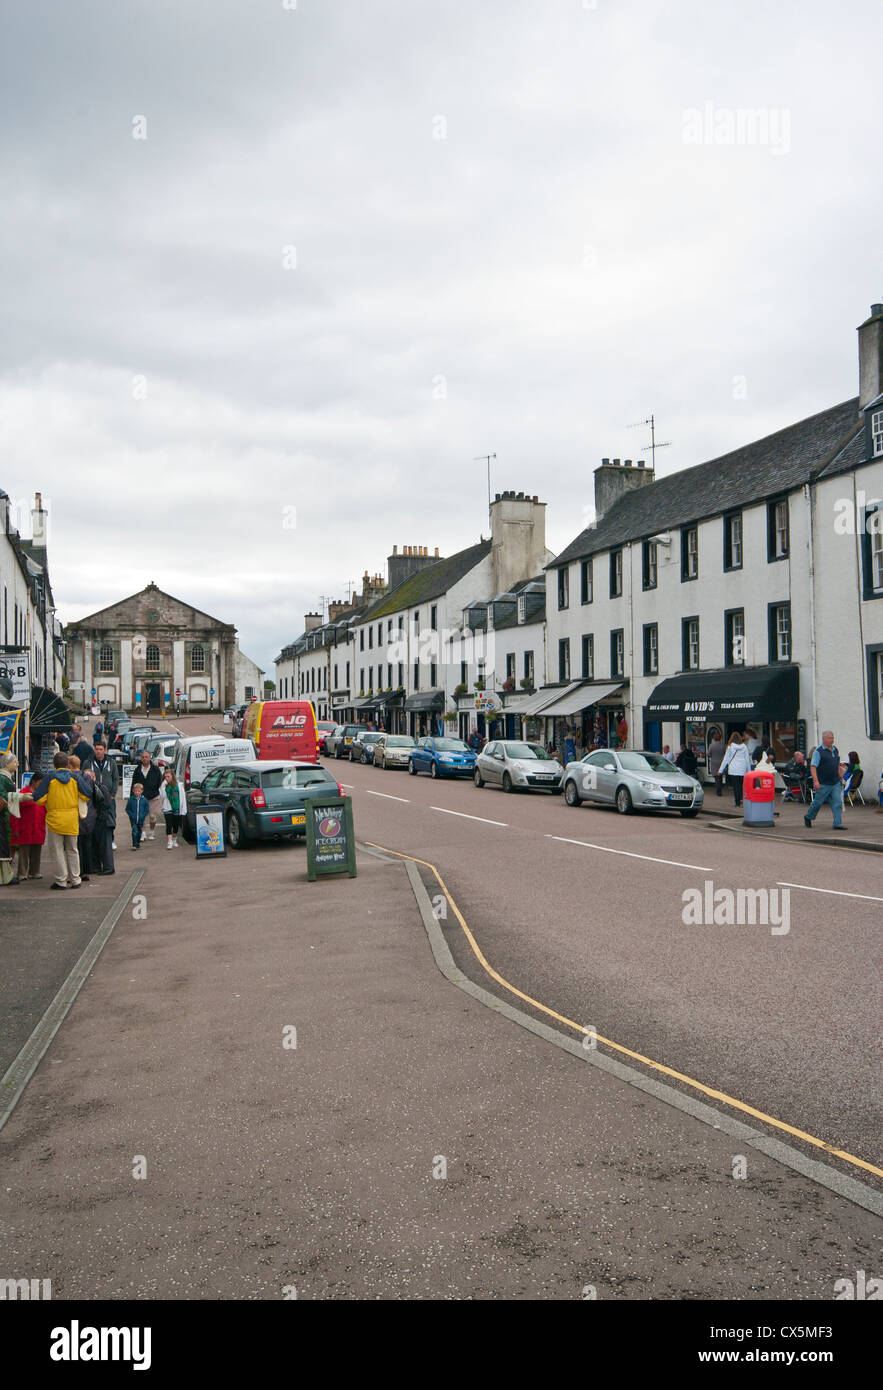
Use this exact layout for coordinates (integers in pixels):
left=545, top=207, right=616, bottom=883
left=804, top=482, right=819, bottom=748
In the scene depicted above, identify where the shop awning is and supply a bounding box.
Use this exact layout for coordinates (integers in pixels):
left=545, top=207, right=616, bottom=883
left=645, top=664, right=799, bottom=720
left=404, top=691, right=445, bottom=712
left=507, top=685, right=577, bottom=716
left=354, top=695, right=381, bottom=710
left=538, top=681, right=625, bottom=718
left=375, top=689, right=404, bottom=708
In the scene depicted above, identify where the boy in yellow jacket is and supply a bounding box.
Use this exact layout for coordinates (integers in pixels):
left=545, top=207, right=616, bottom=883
left=31, top=752, right=92, bottom=889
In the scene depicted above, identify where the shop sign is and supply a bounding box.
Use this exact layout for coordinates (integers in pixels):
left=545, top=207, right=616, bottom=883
left=195, top=804, right=226, bottom=858
left=0, top=650, right=30, bottom=706
left=306, top=796, right=357, bottom=880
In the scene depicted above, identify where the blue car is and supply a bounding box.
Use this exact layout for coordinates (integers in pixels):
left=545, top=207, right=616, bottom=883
left=408, top=736, right=477, bottom=779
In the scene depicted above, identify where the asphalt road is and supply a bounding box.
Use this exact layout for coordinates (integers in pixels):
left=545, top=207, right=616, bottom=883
left=328, top=752, right=882, bottom=1184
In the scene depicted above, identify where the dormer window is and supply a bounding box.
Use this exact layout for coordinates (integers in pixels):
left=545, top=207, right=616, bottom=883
left=517, top=594, right=526, bottom=624
left=872, top=409, right=883, bottom=457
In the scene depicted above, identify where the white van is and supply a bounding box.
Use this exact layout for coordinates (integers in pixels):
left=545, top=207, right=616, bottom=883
left=173, top=736, right=256, bottom=790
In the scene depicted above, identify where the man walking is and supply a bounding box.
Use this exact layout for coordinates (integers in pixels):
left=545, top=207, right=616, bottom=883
left=90, top=740, right=118, bottom=873
left=804, top=730, right=846, bottom=830
left=67, top=723, right=94, bottom=767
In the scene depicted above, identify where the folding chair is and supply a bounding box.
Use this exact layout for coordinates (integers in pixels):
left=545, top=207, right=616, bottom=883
left=781, top=773, right=810, bottom=804
left=844, top=769, right=865, bottom=807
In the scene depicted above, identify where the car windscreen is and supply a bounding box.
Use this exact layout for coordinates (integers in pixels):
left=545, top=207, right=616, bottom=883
left=618, top=752, right=678, bottom=774
left=261, top=768, right=334, bottom=788
left=387, top=737, right=414, bottom=747
left=434, top=739, right=469, bottom=752
left=502, top=742, right=547, bottom=760
left=362, top=733, right=383, bottom=742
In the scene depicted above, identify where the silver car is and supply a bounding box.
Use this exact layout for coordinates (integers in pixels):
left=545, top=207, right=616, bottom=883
left=562, top=748, right=704, bottom=817
left=374, top=733, right=416, bottom=769
left=473, top=739, right=563, bottom=794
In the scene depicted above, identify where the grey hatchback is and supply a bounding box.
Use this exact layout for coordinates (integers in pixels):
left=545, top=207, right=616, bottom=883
left=562, top=748, right=704, bottom=816
left=182, top=759, right=345, bottom=848
left=473, top=739, right=563, bottom=793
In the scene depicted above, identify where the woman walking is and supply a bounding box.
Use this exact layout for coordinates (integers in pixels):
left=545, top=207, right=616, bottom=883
left=161, top=769, right=185, bottom=849
left=719, top=732, right=751, bottom=808
left=0, top=753, right=19, bottom=884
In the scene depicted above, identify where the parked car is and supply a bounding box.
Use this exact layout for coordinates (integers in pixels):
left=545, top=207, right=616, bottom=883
left=144, top=733, right=182, bottom=769
left=562, top=748, right=704, bottom=817
left=172, top=736, right=257, bottom=790
left=322, top=724, right=346, bottom=758
left=231, top=705, right=248, bottom=737
left=182, top=759, right=345, bottom=849
left=331, top=725, right=368, bottom=759
left=408, top=736, right=477, bottom=779
left=120, top=726, right=157, bottom=761
left=348, top=731, right=384, bottom=764
left=374, top=733, right=416, bottom=769
left=316, top=721, right=337, bottom=753
left=473, top=739, right=563, bottom=793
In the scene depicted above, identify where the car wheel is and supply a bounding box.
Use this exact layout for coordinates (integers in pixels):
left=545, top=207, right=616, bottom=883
left=615, top=786, right=633, bottom=815
left=360, top=751, right=368, bottom=764
left=227, top=813, right=246, bottom=848
left=473, top=768, right=484, bottom=787
left=181, top=816, right=196, bottom=843
left=430, top=761, right=440, bottom=779
left=502, top=772, right=514, bottom=793
left=408, top=760, right=417, bottom=775
left=564, top=779, right=581, bottom=807
left=679, top=809, right=699, bottom=818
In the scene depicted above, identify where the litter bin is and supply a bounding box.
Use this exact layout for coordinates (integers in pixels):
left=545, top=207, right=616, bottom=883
left=743, top=768, right=776, bottom=826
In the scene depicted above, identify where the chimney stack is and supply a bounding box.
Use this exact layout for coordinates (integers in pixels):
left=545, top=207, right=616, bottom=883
left=31, top=491, right=48, bottom=553
left=593, top=456, right=655, bottom=522
left=489, top=491, right=548, bottom=595
left=303, top=612, right=322, bottom=633
left=858, top=302, right=883, bottom=409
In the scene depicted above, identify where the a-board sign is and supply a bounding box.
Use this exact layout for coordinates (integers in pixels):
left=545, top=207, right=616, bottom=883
left=121, top=765, right=135, bottom=800
left=195, top=804, right=226, bottom=859
left=305, top=796, right=356, bottom=881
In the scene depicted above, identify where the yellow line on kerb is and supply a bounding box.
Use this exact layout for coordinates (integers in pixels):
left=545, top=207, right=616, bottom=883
left=366, top=841, right=883, bottom=1182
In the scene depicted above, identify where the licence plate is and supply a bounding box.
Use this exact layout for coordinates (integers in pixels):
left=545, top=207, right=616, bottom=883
left=669, top=794, right=691, bottom=803
left=291, top=814, right=306, bottom=825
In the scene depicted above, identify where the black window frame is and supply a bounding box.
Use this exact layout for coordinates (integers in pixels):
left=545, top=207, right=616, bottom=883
left=723, top=511, right=743, bottom=572
left=557, top=567, right=570, bottom=610
left=681, top=616, right=700, bottom=671
left=641, top=540, right=658, bottom=591
left=866, top=643, right=883, bottom=739
left=724, top=608, right=745, bottom=668
left=767, top=496, right=790, bottom=562
left=609, top=549, right=623, bottom=598
left=642, top=622, right=658, bottom=676
left=610, top=628, right=624, bottom=678
left=861, top=504, right=883, bottom=600
left=558, top=637, right=570, bottom=682
left=767, top=602, right=791, bottom=664
left=581, top=633, right=594, bottom=679
left=680, top=525, right=698, bottom=582
left=580, top=558, right=593, bottom=604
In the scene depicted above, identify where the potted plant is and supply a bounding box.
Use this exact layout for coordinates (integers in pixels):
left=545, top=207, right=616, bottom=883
left=502, top=676, right=515, bottom=692
left=453, top=682, right=467, bottom=698
left=443, top=710, right=458, bottom=724
left=475, top=677, right=485, bottom=691
left=520, top=676, right=533, bottom=689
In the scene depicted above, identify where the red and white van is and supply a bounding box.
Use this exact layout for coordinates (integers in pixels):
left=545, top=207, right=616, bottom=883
left=243, top=700, right=319, bottom=763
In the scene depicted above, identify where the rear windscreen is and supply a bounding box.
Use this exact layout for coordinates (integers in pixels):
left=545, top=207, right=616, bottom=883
left=261, top=768, right=333, bottom=788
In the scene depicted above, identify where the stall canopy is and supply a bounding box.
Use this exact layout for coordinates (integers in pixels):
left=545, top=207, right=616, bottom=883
left=404, top=691, right=445, bottom=712
left=507, top=684, right=580, bottom=716
left=538, top=681, right=625, bottom=719
left=29, top=686, right=73, bottom=732
left=645, top=664, right=799, bottom=720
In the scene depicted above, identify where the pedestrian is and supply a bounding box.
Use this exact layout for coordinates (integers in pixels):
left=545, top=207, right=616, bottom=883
left=782, top=749, right=810, bottom=801
left=131, top=750, right=162, bottom=840
left=77, top=767, right=99, bottom=882
left=804, top=730, right=847, bottom=830
left=662, top=744, right=675, bottom=762
left=93, top=718, right=104, bottom=744
left=67, top=723, right=94, bottom=766
left=10, top=782, right=46, bottom=880
left=90, top=741, right=118, bottom=874
left=675, top=743, right=698, bottom=778
left=125, top=783, right=149, bottom=849
left=161, top=768, right=185, bottom=849
left=54, top=728, right=70, bottom=753
left=718, top=731, right=751, bottom=807
left=707, top=728, right=725, bottom=795
left=30, top=752, right=91, bottom=889
left=743, top=726, right=762, bottom=759
left=0, top=752, right=18, bottom=884
left=751, top=738, right=774, bottom=767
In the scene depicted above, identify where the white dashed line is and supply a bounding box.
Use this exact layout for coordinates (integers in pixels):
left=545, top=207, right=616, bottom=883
left=431, top=807, right=508, bottom=827
left=366, top=790, right=411, bottom=803
left=339, top=783, right=354, bottom=789
left=777, top=881, right=883, bottom=903
left=546, top=835, right=711, bottom=872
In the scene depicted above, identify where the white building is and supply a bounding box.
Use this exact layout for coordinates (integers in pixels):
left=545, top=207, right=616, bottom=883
left=233, top=646, right=265, bottom=706
left=544, top=302, right=883, bottom=781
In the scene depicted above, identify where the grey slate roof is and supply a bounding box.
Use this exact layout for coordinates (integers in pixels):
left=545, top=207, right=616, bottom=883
left=815, top=423, right=870, bottom=481
left=362, top=540, right=491, bottom=620
left=553, top=398, right=862, bottom=567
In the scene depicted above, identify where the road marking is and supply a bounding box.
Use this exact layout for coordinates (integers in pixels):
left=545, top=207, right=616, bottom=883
left=778, top=881, right=883, bottom=903
left=365, top=841, right=883, bottom=1183
left=546, top=834, right=710, bottom=872
left=431, top=807, right=508, bottom=827
left=339, top=783, right=354, bottom=789
left=367, top=790, right=410, bottom=803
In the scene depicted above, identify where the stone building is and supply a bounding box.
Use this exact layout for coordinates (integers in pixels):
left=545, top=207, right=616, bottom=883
left=64, top=582, right=261, bottom=713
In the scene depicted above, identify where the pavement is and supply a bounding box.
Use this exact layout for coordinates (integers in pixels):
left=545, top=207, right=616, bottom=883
left=0, top=806, right=880, bottom=1300
left=706, top=795, right=883, bottom=852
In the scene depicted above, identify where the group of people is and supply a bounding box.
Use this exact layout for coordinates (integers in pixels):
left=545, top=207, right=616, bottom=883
left=702, top=727, right=862, bottom=830
left=0, top=722, right=186, bottom=890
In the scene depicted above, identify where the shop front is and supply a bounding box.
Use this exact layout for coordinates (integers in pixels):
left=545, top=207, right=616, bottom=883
left=644, top=664, right=801, bottom=776
left=532, top=681, right=628, bottom=761
left=404, top=690, right=445, bottom=738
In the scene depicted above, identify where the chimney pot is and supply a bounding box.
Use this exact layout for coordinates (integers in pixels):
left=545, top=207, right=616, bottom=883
left=602, top=457, right=610, bottom=466
left=392, top=545, right=398, bottom=555
left=434, top=546, right=439, bottom=557
left=613, top=458, right=621, bottom=466
left=624, top=459, right=632, bottom=467
left=872, top=303, right=883, bottom=316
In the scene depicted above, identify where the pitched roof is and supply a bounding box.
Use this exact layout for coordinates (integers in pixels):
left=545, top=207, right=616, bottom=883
left=360, top=540, right=491, bottom=620
left=553, top=398, right=862, bottom=567
left=815, top=422, right=870, bottom=481
left=65, top=582, right=234, bottom=631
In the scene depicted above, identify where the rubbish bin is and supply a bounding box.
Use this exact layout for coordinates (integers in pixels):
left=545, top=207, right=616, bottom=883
left=743, top=769, right=776, bottom=826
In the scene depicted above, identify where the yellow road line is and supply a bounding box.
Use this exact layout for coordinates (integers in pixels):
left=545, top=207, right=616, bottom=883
left=366, top=840, right=883, bottom=1182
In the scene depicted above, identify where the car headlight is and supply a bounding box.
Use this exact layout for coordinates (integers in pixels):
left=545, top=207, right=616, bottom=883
left=638, top=779, right=657, bottom=791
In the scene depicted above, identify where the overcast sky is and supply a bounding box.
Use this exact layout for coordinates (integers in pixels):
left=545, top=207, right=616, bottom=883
left=2, top=0, right=881, bottom=673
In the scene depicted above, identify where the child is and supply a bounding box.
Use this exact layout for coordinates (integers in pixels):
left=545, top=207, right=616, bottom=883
left=126, top=783, right=150, bottom=849
left=160, top=768, right=185, bottom=849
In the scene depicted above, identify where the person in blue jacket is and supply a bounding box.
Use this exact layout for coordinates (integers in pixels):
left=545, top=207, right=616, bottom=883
left=125, top=783, right=150, bottom=849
